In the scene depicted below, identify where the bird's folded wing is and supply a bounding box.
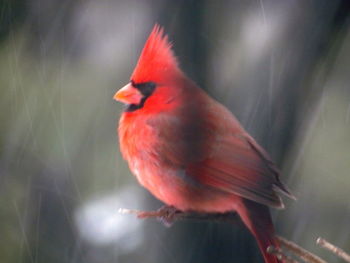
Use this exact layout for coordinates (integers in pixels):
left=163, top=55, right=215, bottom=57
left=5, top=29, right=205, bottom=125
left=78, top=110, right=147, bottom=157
left=186, top=134, right=289, bottom=208
left=147, top=108, right=293, bottom=208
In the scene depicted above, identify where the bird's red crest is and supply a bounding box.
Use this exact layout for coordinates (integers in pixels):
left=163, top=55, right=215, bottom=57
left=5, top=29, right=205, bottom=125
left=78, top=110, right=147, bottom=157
left=131, top=24, right=179, bottom=83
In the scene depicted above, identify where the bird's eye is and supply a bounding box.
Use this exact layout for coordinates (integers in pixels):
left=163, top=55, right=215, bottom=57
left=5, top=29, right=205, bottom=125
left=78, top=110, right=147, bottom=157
left=132, top=82, right=156, bottom=97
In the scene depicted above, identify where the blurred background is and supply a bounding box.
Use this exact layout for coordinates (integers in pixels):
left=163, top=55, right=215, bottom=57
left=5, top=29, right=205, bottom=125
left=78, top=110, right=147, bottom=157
left=0, top=0, right=349, bottom=262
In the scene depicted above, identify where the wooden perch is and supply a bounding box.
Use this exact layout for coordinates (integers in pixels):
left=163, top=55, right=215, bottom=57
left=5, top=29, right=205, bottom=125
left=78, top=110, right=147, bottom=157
left=317, top=237, right=350, bottom=263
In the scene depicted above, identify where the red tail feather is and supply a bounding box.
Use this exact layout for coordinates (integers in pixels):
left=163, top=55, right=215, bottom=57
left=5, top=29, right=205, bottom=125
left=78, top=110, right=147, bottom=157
left=237, top=199, right=281, bottom=263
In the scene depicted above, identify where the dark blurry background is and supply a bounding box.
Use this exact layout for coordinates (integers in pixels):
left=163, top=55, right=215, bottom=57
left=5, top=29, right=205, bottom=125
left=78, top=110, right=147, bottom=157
left=0, top=0, right=349, bottom=262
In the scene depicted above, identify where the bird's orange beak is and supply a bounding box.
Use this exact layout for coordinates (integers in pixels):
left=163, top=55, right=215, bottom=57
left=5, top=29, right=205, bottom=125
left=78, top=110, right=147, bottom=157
left=113, top=83, right=143, bottom=105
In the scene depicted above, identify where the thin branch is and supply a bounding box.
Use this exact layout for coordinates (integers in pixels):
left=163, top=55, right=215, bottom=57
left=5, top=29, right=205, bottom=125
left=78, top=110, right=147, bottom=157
left=267, top=246, right=300, bottom=263
left=276, top=236, right=327, bottom=263
left=118, top=207, right=240, bottom=225
left=317, top=237, right=350, bottom=263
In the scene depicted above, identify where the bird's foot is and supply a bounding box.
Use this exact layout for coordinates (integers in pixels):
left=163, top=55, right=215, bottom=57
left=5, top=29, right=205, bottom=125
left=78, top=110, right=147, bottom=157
left=156, top=205, right=180, bottom=227
left=135, top=205, right=180, bottom=227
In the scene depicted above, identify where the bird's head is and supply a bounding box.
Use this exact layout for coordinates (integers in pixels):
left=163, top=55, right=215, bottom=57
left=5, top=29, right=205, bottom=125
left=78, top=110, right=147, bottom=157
left=114, top=25, right=186, bottom=112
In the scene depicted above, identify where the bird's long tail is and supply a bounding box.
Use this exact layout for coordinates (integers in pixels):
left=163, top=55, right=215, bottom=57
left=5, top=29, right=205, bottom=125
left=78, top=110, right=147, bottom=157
left=237, top=198, right=281, bottom=263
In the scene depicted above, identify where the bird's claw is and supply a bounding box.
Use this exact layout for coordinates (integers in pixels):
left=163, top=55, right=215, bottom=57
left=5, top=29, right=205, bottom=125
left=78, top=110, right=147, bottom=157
left=156, top=205, right=180, bottom=227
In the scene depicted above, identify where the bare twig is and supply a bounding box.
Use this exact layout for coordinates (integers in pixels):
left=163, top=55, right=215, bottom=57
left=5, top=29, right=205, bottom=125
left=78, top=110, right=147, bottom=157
left=267, top=246, right=300, bottom=263
left=276, top=236, right=327, bottom=263
left=118, top=207, right=240, bottom=226
left=317, top=237, right=350, bottom=263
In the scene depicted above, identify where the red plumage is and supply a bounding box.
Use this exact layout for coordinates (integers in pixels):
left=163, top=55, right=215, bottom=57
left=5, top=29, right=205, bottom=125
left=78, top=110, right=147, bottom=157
left=114, top=25, right=294, bottom=263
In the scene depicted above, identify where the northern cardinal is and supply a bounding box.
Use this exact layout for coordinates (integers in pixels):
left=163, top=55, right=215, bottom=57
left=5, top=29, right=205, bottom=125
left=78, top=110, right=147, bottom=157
left=114, top=25, right=294, bottom=263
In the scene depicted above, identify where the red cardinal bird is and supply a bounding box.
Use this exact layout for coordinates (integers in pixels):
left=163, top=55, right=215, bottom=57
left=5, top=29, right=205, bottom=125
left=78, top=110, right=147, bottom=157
left=114, top=25, right=294, bottom=263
